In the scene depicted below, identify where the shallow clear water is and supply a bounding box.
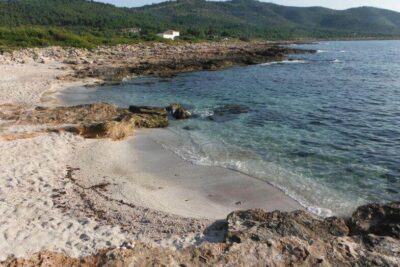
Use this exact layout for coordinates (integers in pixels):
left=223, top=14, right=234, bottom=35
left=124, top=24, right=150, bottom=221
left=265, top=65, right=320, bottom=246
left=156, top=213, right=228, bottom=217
left=60, top=41, right=400, bottom=216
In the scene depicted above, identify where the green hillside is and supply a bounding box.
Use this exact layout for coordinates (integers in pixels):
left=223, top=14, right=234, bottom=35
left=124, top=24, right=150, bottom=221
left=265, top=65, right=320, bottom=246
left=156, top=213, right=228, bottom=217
left=0, top=0, right=400, bottom=49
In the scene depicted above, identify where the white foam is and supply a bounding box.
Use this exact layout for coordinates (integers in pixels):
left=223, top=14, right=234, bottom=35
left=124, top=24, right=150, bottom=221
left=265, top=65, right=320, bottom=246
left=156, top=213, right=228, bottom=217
left=155, top=129, right=363, bottom=218
left=193, top=108, right=214, bottom=118
left=261, top=60, right=306, bottom=66
left=307, top=206, right=334, bottom=217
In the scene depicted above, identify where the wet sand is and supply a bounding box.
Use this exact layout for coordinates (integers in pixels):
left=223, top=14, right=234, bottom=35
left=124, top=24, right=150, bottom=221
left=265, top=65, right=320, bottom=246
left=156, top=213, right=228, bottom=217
left=70, top=129, right=302, bottom=220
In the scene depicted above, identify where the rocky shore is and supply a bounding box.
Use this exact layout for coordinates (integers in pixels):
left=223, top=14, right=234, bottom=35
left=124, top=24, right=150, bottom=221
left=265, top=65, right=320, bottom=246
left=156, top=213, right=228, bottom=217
left=0, top=103, right=187, bottom=141
left=0, top=42, right=315, bottom=83
left=3, top=202, right=399, bottom=266
left=0, top=42, right=398, bottom=266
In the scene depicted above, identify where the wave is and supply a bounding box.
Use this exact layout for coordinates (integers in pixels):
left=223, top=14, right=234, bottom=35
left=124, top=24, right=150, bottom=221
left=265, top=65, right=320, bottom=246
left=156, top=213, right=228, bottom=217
left=154, top=128, right=360, bottom=218
left=260, top=59, right=307, bottom=66
left=192, top=108, right=214, bottom=119
left=317, top=50, right=328, bottom=53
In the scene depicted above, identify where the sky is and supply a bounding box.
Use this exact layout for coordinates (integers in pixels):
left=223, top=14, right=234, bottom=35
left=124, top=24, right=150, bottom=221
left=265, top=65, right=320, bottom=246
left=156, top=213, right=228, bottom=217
left=95, top=0, right=400, bottom=12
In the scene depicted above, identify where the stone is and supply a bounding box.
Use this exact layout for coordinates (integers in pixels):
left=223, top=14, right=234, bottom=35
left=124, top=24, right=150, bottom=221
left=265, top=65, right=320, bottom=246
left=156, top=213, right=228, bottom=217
left=348, top=202, right=400, bottom=238
left=166, top=103, right=191, bottom=120
left=64, top=120, right=134, bottom=141
left=226, top=209, right=349, bottom=244
left=208, top=104, right=250, bottom=122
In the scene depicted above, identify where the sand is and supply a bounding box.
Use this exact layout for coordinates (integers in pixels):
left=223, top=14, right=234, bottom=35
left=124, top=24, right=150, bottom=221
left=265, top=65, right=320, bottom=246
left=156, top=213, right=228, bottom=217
left=0, top=61, right=92, bottom=106
left=0, top=53, right=302, bottom=261
left=0, top=60, right=134, bottom=261
left=0, top=133, right=135, bottom=261
left=69, top=129, right=301, bottom=220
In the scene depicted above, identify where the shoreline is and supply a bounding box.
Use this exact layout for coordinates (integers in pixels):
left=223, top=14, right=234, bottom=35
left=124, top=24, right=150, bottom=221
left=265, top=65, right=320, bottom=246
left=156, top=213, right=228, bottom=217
left=1, top=41, right=399, bottom=266
left=67, top=128, right=302, bottom=220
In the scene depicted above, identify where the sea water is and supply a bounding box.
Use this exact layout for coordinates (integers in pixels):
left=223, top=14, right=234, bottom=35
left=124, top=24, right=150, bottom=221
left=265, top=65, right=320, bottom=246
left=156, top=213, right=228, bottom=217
left=60, top=41, right=400, bottom=216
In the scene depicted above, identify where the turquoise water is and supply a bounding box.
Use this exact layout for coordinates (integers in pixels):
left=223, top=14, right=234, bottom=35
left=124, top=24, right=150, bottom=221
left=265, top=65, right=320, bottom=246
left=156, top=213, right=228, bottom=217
left=61, top=41, right=400, bottom=216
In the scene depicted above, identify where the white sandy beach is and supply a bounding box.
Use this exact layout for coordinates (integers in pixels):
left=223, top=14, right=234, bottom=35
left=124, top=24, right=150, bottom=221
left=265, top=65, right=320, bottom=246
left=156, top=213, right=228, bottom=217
left=0, top=52, right=302, bottom=261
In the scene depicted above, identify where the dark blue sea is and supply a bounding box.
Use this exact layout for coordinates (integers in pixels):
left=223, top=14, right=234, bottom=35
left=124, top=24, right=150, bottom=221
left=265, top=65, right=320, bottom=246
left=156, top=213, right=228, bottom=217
left=60, top=41, right=400, bottom=216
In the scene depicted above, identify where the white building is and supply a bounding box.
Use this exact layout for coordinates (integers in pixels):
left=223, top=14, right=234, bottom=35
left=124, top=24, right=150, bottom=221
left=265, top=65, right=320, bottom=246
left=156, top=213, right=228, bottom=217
left=157, top=30, right=180, bottom=40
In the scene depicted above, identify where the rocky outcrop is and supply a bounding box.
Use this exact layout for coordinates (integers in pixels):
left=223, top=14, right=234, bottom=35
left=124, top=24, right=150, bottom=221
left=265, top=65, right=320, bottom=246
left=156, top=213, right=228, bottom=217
left=0, top=42, right=315, bottom=82
left=0, top=102, right=193, bottom=141
left=0, top=103, right=170, bottom=140
left=224, top=203, right=400, bottom=266
left=71, top=44, right=315, bottom=82
left=226, top=209, right=349, bottom=243
left=3, top=202, right=399, bottom=266
left=0, top=103, right=120, bottom=125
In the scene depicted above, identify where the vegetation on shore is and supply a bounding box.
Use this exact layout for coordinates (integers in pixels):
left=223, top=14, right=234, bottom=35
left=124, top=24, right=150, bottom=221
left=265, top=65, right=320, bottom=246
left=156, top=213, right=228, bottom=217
left=1, top=0, right=400, bottom=50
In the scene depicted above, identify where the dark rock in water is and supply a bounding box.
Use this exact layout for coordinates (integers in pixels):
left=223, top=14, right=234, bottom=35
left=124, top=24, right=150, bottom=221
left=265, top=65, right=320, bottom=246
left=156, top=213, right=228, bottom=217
left=174, top=107, right=191, bottom=120
left=349, top=202, right=400, bottom=238
left=166, top=103, right=191, bottom=120
left=208, top=104, right=250, bottom=122
left=182, top=125, right=200, bottom=131
left=214, top=104, right=250, bottom=115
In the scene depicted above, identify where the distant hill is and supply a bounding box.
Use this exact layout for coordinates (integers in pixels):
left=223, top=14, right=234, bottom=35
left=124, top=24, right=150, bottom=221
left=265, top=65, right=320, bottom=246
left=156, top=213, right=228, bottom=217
left=0, top=0, right=400, bottom=49
left=136, top=0, right=400, bottom=38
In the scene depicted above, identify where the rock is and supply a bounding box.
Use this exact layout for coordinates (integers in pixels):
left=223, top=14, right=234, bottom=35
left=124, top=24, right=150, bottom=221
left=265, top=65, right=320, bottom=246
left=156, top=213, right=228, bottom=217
left=63, top=120, right=134, bottom=141
left=208, top=104, right=250, bottom=122
left=128, top=105, right=169, bottom=128
left=214, top=104, right=250, bottom=115
left=63, top=59, right=79, bottom=65
left=226, top=209, right=349, bottom=244
left=79, top=233, right=91, bottom=242
left=129, top=105, right=167, bottom=116
left=166, top=103, right=191, bottom=120
left=0, top=103, right=169, bottom=140
left=348, top=202, right=400, bottom=238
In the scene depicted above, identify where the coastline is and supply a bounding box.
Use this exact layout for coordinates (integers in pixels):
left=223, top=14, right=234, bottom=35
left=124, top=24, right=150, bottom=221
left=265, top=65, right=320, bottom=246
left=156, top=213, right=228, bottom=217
left=0, top=41, right=305, bottom=261
left=1, top=41, right=399, bottom=266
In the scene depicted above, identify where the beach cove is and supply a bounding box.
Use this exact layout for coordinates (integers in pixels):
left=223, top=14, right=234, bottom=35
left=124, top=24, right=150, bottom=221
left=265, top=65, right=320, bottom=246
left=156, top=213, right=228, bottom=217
left=0, top=41, right=399, bottom=266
